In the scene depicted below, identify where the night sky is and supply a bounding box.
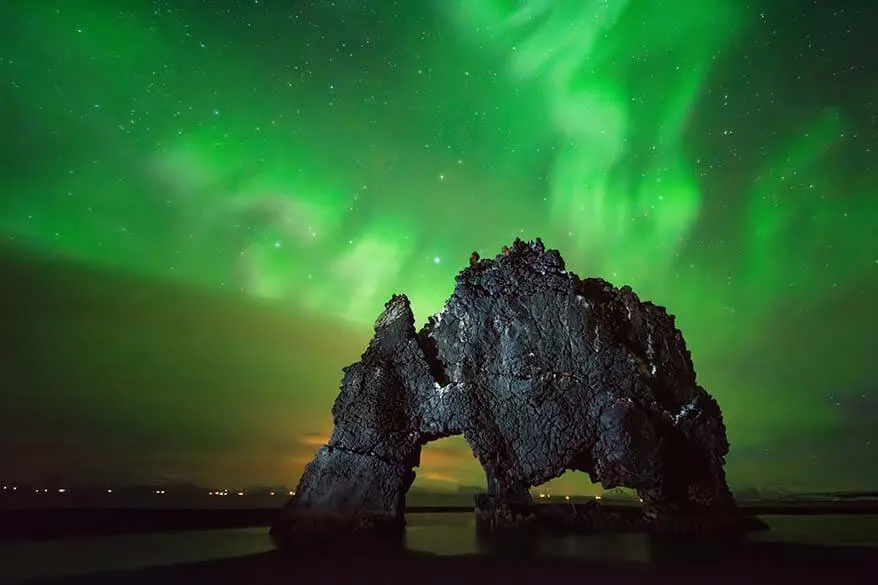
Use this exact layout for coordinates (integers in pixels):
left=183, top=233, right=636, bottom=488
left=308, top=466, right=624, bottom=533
left=1, top=0, right=876, bottom=493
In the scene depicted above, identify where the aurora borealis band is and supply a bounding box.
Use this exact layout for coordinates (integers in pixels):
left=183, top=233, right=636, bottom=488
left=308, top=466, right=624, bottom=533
left=1, top=0, right=875, bottom=493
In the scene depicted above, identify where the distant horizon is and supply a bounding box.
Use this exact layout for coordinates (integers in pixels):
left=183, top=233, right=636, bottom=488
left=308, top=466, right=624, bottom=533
left=4, top=481, right=878, bottom=499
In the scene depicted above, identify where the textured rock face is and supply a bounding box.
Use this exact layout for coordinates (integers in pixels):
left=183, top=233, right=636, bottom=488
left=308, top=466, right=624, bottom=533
left=271, top=239, right=744, bottom=549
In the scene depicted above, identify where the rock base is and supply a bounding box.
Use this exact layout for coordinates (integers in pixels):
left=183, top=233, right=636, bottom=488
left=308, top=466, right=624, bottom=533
left=473, top=494, right=768, bottom=538
left=473, top=494, right=538, bottom=533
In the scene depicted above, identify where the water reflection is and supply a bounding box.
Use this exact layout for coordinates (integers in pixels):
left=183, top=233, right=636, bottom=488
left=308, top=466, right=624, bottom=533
left=404, top=513, right=653, bottom=562
left=403, top=513, right=878, bottom=562
left=1, top=513, right=876, bottom=583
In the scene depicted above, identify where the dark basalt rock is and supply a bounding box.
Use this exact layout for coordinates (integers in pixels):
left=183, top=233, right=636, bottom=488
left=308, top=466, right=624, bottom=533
left=473, top=493, right=539, bottom=533
left=472, top=495, right=768, bottom=537
left=271, top=238, right=760, bottom=550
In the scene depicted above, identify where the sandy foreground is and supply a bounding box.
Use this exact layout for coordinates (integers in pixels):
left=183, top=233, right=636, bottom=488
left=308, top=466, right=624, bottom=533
left=18, top=541, right=877, bottom=585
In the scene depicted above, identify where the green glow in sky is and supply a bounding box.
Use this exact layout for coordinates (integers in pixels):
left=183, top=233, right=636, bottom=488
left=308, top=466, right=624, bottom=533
left=1, top=0, right=875, bottom=492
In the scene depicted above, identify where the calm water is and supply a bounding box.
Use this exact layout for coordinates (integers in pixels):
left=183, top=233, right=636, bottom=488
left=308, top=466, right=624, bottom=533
left=1, top=514, right=876, bottom=583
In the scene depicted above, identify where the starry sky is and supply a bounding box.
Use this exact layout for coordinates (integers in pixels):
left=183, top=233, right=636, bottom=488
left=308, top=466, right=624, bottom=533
left=1, top=0, right=876, bottom=493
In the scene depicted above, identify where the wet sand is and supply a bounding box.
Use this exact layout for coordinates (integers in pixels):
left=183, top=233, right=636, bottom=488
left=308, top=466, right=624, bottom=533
left=19, top=542, right=877, bottom=585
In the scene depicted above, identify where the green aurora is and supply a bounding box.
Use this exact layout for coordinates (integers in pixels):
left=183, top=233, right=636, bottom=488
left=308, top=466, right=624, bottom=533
left=1, top=0, right=875, bottom=492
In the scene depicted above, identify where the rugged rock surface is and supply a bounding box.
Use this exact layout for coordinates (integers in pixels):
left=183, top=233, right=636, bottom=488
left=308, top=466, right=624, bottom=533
left=271, top=238, right=753, bottom=550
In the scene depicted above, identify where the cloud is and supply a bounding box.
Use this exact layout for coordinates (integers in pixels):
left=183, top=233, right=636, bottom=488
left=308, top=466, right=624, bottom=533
left=0, top=247, right=367, bottom=485
left=419, top=471, right=458, bottom=484
left=300, top=432, right=331, bottom=447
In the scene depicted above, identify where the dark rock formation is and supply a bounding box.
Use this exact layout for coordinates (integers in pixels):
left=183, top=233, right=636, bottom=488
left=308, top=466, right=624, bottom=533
left=473, top=496, right=645, bottom=534
left=271, top=238, right=755, bottom=550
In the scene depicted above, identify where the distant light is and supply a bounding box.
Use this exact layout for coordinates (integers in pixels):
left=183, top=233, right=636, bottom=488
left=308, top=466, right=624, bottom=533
left=269, top=491, right=276, bottom=496
left=565, top=496, right=571, bottom=501
left=11, top=487, right=15, bottom=491
left=237, top=491, right=244, bottom=496
left=2, top=486, right=6, bottom=490
left=106, top=489, right=113, bottom=494
left=433, top=256, right=441, bottom=264
left=58, top=488, right=66, bottom=493
left=538, top=493, right=545, bottom=499
left=208, top=491, right=214, bottom=496
left=594, top=495, right=602, bottom=500
left=639, top=498, right=644, bottom=503
left=289, top=490, right=295, bottom=496
left=43, top=489, right=48, bottom=493
left=34, top=489, right=39, bottom=493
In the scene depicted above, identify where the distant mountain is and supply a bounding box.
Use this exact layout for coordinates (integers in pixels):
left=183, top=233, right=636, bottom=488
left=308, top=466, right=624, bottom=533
left=732, top=487, right=763, bottom=501
left=816, top=491, right=878, bottom=500
left=731, top=486, right=878, bottom=502
left=778, top=490, right=878, bottom=501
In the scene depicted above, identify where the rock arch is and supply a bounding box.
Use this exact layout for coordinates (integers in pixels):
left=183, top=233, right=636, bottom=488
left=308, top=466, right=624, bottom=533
left=271, top=239, right=748, bottom=549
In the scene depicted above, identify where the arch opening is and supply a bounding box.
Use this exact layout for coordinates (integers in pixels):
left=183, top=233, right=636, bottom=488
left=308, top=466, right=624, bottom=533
left=530, top=471, right=606, bottom=502
left=406, top=435, right=484, bottom=507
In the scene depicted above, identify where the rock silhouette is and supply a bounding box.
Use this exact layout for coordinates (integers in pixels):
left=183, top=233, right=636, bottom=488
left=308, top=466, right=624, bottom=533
left=271, top=238, right=753, bottom=549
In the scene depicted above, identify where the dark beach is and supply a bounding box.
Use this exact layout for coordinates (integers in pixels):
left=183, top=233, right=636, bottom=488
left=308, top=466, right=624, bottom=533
left=16, top=540, right=877, bottom=585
